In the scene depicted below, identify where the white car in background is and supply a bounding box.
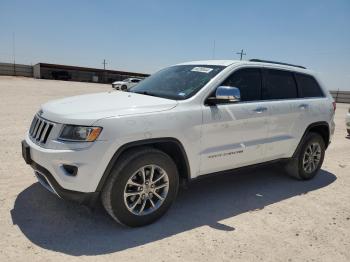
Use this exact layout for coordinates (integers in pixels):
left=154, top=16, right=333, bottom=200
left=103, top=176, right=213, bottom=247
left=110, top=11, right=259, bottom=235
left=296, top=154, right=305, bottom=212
left=112, top=78, right=143, bottom=91
left=346, top=107, right=350, bottom=136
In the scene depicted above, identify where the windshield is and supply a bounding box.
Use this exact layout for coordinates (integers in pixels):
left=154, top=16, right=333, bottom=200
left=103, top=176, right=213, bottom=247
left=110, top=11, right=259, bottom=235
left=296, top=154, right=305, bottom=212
left=129, top=65, right=225, bottom=100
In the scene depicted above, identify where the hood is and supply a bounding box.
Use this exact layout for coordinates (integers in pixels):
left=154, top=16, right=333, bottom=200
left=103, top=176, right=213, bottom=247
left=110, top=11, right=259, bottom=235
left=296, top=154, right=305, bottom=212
left=41, top=91, right=178, bottom=125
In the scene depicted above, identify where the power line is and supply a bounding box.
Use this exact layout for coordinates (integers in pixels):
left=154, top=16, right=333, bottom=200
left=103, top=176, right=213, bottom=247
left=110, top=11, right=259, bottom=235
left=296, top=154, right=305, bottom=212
left=236, top=49, right=246, bottom=60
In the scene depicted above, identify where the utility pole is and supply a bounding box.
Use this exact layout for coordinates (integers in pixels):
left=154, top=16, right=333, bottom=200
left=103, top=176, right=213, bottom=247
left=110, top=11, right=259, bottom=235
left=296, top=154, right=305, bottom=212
left=102, top=59, right=107, bottom=70
left=12, top=32, right=16, bottom=76
left=212, top=40, right=216, bottom=59
left=102, top=59, right=107, bottom=83
left=236, top=49, right=246, bottom=60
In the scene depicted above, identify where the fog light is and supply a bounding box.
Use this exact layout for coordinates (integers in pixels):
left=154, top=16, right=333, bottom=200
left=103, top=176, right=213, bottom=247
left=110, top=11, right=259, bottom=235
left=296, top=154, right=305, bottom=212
left=62, top=164, right=78, bottom=176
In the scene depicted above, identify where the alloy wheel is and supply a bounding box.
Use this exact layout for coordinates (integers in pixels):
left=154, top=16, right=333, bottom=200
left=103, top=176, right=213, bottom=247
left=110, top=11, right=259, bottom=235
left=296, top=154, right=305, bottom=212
left=123, top=165, right=169, bottom=216
left=302, top=142, right=321, bottom=173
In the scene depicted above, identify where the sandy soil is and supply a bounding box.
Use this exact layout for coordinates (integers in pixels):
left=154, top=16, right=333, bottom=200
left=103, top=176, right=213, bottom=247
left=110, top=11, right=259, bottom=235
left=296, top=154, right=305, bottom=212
left=0, top=76, right=349, bottom=262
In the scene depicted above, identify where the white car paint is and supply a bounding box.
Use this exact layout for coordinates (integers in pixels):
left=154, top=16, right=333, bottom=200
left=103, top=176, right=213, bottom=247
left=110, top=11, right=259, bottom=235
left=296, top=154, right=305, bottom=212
left=40, top=91, right=178, bottom=124
left=112, top=78, right=142, bottom=91
left=24, top=60, right=335, bottom=194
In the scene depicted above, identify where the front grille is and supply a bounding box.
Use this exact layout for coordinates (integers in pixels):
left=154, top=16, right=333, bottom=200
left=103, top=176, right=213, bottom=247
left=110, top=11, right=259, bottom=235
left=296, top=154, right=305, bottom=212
left=29, top=115, right=54, bottom=144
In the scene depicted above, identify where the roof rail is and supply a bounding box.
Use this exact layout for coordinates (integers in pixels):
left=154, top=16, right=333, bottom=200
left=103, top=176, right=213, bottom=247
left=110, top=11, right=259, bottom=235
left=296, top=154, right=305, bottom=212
left=249, top=59, right=306, bottom=69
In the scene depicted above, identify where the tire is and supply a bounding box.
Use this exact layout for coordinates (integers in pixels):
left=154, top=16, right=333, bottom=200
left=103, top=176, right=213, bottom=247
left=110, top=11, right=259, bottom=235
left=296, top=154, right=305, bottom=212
left=285, top=132, right=325, bottom=180
left=347, top=129, right=350, bottom=136
left=121, top=85, right=127, bottom=91
left=101, top=147, right=179, bottom=227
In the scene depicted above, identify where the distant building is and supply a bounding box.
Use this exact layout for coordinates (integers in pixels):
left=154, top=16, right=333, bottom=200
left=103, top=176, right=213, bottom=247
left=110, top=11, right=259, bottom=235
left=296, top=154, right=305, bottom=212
left=33, top=63, right=149, bottom=83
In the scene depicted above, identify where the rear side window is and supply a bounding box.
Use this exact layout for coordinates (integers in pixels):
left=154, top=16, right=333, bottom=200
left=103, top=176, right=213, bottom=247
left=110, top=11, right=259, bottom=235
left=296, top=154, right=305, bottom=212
left=295, top=73, right=324, bottom=98
left=262, top=69, right=298, bottom=100
left=222, top=68, right=262, bottom=101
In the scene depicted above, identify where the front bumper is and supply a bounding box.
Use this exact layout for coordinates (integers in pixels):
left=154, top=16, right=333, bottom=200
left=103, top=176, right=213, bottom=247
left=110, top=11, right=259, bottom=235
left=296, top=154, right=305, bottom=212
left=23, top=132, right=111, bottom=193
left=22, top=129, right=113, bottom=204
left=22, top=140, right=99, bottom=205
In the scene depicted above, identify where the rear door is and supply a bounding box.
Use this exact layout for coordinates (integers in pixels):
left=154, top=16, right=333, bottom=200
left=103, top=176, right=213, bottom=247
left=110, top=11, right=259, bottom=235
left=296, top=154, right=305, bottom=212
left=294, top=72, right=331, bottom=141
left=261, top=68, right=304, bottom=160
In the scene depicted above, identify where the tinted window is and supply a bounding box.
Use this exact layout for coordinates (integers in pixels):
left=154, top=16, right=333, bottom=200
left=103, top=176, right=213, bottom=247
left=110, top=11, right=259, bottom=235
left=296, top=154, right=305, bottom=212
left=222, top=68, right=262, bottom=101
left=263, top=69, right=297, bottom=100
left=295, top=73, right=324, bottom=98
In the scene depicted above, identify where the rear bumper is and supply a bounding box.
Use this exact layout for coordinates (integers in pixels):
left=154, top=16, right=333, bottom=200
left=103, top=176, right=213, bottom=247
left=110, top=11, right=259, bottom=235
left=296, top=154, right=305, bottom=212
left=22, top=140, right=99, bottom=206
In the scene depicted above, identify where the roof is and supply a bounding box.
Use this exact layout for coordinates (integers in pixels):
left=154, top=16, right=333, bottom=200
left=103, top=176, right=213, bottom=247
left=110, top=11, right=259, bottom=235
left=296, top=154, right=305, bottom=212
left=177, top=60, right=239, bottom=66
left=35, top=63, right=149, bottom=77
left=176, top=59, right=311, bottom=73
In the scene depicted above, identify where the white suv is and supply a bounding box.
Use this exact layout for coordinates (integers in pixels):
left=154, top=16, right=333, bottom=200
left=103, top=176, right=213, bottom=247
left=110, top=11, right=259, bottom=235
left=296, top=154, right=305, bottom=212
left=22, top=59, right=336, bottom=227
left=112, top=77, right=142, bottom=91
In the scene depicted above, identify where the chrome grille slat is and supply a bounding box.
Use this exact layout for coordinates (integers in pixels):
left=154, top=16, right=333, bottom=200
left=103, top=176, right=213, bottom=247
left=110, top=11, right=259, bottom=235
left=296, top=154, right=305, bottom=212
left=29, top=117, right=38, bottom=135
left=35, top=121, right=43, bottom=139
left=38, top=122, right=47, bottom=141
left=42, top=124, right=53, bottom=144
left=32, top=118, right=41, bottom=137
left=29, top=115, right=54, bottom=145
left=40, top=123, right=49, bottom=142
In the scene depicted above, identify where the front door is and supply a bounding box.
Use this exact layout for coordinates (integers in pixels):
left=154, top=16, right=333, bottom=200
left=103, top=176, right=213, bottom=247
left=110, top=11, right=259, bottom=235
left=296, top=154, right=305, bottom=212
left=199, top=68, right=269, bottom=175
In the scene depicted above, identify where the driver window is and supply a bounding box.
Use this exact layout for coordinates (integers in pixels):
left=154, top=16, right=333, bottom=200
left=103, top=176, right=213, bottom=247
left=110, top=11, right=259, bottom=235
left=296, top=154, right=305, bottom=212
left=222, top=68, right=262, bottom=101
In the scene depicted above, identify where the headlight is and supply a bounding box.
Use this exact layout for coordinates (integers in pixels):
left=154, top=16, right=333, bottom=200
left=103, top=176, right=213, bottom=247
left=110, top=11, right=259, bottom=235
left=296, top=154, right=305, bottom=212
left=58, top=125, right=102, bottom=142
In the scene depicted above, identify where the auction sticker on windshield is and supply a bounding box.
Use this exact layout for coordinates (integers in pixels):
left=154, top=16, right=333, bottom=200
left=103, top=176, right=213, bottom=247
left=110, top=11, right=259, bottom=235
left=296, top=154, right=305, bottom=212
left=191, top=67, right=213, bottom=73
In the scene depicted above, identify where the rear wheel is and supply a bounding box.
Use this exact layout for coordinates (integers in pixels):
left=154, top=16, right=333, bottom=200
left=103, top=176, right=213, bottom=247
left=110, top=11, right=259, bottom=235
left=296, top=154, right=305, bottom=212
left=121, top=85, right=127, bottom=91
left=285, top=132, right=325, bottom=180
left=101, top=147, right=179, bottom=227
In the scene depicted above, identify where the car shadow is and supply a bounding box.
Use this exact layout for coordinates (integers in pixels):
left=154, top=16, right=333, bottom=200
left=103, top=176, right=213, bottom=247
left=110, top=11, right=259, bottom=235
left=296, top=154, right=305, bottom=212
left=11, top=166, right=336, bottom=256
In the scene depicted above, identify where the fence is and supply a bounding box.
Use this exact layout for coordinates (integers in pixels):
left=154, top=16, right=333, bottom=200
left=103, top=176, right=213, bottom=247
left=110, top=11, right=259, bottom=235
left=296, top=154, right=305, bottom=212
left=329, top=90, right=350, bottom=104
left=0, top=62, right=33, bottom=77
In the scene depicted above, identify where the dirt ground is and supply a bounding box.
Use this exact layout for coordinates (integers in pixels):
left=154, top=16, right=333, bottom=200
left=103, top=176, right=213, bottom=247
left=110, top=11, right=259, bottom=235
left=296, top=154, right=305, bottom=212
left=0, top=76, right=349, bottom=262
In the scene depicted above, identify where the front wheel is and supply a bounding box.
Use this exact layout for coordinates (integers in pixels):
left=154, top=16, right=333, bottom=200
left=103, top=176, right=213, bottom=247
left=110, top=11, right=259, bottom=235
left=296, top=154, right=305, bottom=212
left=285, top=132, right=325, bottom=180
left=101, top=147, right=179, bottom=227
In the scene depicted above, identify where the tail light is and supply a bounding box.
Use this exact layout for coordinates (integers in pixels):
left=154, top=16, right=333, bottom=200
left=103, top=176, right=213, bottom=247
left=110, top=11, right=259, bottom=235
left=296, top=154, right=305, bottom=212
left=332, top=101, right=336, bottom=111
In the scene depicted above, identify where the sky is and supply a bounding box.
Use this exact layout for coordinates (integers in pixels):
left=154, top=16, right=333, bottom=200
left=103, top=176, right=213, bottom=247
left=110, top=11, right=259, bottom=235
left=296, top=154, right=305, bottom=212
left=0, top=0, right=349, bottom=90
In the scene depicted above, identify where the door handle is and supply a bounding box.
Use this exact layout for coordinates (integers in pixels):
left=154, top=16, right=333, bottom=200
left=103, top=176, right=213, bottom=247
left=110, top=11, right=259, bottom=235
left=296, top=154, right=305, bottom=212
left=299, top=104, right=309, bottom=109
left=253, top=107, right=267, bottom=113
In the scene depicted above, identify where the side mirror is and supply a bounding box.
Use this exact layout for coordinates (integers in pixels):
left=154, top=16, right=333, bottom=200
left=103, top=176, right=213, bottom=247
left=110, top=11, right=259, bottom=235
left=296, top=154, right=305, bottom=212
left=207, top=86, right=241, bottom=104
